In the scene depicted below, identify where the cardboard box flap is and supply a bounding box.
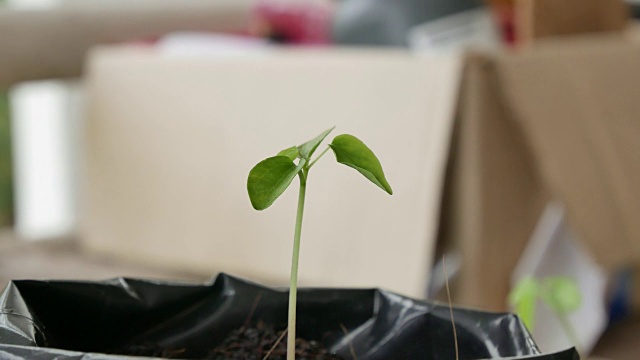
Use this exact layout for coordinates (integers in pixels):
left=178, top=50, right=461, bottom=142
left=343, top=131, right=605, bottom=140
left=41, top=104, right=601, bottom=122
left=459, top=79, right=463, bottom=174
left=492, top=38, right=640, bottom=269
left=442, top=37, right=640, bottom=311
left=441, top=52, right=549, bottom=310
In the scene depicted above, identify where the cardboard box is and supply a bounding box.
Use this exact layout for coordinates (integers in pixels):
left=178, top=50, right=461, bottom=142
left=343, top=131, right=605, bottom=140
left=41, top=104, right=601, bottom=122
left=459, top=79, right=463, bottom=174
left=441, top=36, right=640, bottom=311
left=80, top=47, right=462, bottom=298
left=515, top=0, right=629, bottom=44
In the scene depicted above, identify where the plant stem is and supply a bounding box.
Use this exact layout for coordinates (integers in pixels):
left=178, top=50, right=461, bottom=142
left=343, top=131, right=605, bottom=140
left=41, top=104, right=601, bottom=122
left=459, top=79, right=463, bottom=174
left=307, top=146, right=330, bottom=169
left=287, top=171, right=307, bottom=360
left=442, top=256, right=458, bottom=360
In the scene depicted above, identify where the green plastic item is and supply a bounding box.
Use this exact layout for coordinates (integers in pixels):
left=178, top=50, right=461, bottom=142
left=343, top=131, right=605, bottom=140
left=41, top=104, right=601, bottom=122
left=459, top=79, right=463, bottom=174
left=509, top=276, right=583, bottom=354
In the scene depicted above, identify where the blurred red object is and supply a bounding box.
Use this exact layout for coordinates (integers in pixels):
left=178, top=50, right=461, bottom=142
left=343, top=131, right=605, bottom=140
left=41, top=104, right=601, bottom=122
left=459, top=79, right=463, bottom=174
left=251, top=0, right=334, bottom=44
left=487, top=0, right=515, bottom=44
left=496, top=4, right=515, bottom=44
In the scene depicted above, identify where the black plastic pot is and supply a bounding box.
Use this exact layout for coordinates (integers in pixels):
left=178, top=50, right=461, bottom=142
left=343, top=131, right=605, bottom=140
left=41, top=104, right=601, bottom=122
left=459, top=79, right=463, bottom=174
left=0, top=273, right=578, bottom=360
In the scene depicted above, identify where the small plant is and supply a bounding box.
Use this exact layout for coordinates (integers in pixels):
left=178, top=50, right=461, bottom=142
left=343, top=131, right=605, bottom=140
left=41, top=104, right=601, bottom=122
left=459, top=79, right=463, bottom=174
left=247, top=127, right=392, bottom=360
left=509, top=276, right=583, bottom=354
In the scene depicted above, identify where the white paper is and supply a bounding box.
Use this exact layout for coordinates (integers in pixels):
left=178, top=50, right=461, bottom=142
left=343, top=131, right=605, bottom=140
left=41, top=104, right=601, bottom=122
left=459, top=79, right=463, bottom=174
left=157, top=32, right=271, bottom=57
left=408, top=7, right=501, bottom=53
left=512, top=202, right=608, bottom=354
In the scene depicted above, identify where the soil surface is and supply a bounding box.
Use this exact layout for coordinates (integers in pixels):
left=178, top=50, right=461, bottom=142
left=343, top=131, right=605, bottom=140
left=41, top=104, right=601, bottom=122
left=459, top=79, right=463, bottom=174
left=122, top=321, right=344, bottom=360
left=209, top=321, right=344, bottom=360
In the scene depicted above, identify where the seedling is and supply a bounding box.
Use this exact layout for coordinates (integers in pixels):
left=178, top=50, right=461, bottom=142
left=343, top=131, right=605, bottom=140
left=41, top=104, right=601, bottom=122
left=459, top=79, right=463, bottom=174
left=247, top=127, right=392, bottom=360
left=509, top=276, right=583, bottom=354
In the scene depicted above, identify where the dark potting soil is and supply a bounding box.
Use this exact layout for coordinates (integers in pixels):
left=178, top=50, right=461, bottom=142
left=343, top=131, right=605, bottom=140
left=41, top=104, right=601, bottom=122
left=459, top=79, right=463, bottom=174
left=121, top=321, right=344, bottom=360
left=208, top=321, right=344, bottom=360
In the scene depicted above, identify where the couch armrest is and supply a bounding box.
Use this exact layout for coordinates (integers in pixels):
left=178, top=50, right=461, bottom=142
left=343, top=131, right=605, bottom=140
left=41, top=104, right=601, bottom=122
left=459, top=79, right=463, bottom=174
left=0, top=0, right=255, bottom=88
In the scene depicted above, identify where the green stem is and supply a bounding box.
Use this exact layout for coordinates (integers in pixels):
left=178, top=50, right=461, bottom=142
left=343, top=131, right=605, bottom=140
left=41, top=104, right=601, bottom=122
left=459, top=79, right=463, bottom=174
left=287, top=171, right=307, bottom=360
left=307, top=146, right=330, bottom=170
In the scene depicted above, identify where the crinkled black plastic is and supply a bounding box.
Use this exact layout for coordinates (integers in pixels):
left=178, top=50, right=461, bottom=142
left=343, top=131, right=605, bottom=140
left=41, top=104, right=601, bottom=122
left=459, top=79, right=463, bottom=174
left=0, top=273, right=579, bottom=360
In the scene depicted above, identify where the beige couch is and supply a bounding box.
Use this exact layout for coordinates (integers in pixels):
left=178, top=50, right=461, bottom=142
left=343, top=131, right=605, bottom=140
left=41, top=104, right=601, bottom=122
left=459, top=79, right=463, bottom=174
left=0, top=0, right=254, bottom=89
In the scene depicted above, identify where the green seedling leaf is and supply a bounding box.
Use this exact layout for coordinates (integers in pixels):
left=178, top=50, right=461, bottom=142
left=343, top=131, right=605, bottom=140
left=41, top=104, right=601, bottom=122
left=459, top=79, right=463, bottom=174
left=329, top=134, right=393, bottom=194
left=297, top=127, right=335, bottom=160
left=247, top=156, right=306, bottom=210
left=247, top=126, right=393, bottom=360
left=278, top=146, right=299, bottom=161
left=508, top=278, right=540, bottom=331
left=542, top=277, right=582, bottom=315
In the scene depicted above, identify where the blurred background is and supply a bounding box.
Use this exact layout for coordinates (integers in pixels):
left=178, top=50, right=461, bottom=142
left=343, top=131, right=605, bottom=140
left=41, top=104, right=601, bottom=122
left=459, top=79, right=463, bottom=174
left=0, top=0, right=639, bottom=358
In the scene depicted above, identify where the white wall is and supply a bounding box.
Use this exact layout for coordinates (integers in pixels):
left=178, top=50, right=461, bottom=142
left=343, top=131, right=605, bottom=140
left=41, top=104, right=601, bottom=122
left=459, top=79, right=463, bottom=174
left=10, top=81, right=79, bottom=240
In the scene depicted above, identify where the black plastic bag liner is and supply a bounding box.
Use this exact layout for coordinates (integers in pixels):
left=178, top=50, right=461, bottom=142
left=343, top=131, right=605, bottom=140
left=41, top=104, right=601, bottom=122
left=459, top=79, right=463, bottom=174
left=0, top=273, right=579, bottom=360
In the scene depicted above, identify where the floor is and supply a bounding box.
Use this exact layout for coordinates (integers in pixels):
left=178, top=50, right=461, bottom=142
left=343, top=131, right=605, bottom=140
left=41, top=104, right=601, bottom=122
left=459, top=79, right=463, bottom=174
left=0, top=231, right=637, bottom=360
left=591, top=316, right=640, bottom=360
left=0, top=231, right=207, bottom=287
